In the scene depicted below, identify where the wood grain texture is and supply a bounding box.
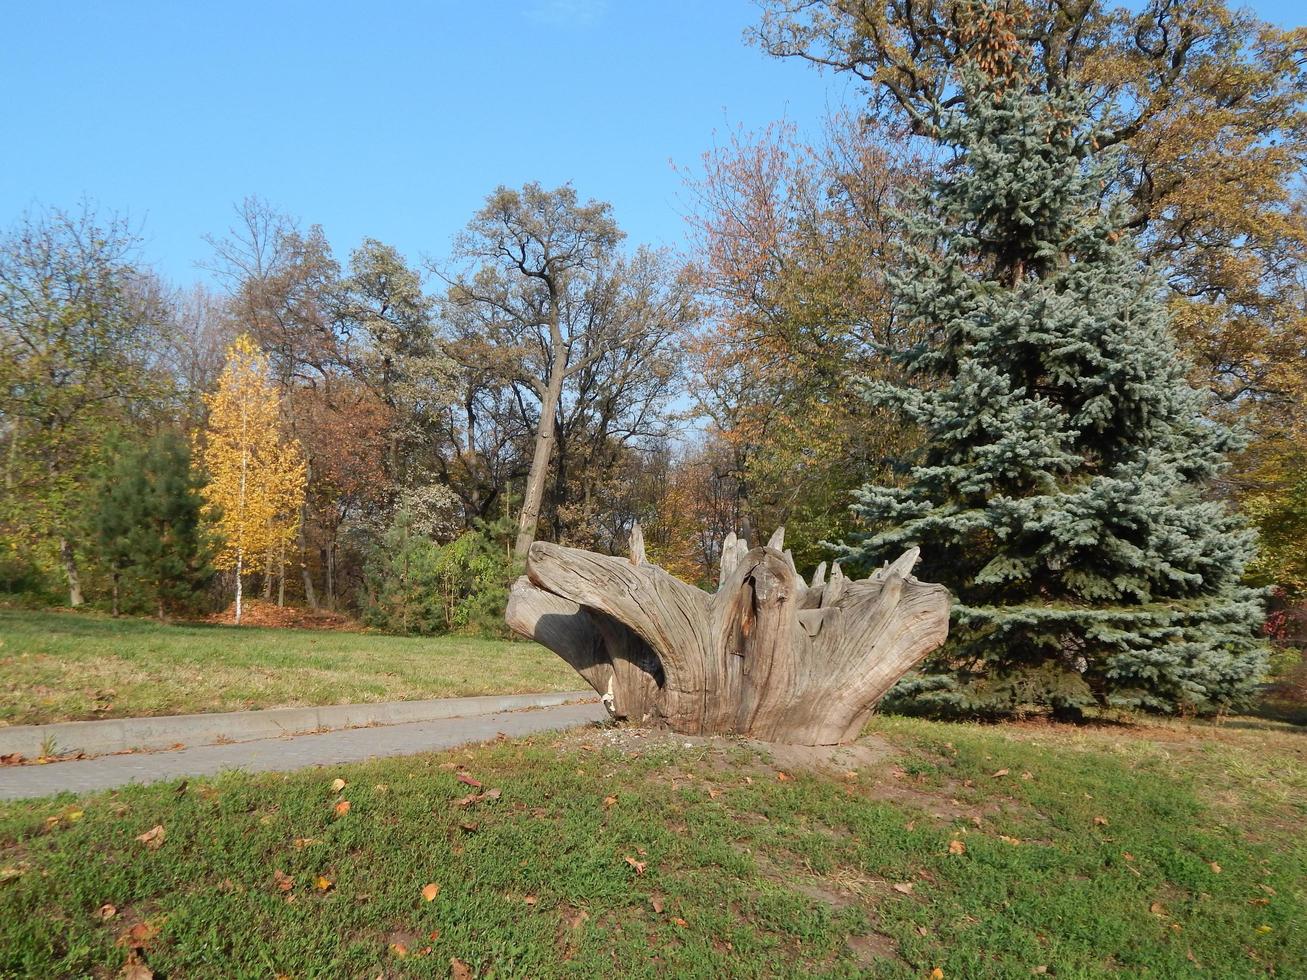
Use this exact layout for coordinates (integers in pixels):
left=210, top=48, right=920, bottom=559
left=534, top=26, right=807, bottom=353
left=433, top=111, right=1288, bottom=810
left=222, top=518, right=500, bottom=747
left=505, top=526, right=949, bottom=744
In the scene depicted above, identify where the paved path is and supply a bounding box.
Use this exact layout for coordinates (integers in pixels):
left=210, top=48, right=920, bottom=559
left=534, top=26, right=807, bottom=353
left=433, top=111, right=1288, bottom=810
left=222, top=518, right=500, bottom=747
left=0, top=701, right=607, bottom=801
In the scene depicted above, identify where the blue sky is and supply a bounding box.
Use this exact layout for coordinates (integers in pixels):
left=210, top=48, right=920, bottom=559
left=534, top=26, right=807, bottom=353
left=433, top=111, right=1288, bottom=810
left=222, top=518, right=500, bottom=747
left=1, top=0, right=1300, bottom=287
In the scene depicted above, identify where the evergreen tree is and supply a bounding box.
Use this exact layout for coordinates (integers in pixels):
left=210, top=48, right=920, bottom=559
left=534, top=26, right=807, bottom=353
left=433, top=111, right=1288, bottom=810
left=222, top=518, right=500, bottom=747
left=92, top=432, right=213, bottom=619
left=841, top=61, right=1267, bottom=717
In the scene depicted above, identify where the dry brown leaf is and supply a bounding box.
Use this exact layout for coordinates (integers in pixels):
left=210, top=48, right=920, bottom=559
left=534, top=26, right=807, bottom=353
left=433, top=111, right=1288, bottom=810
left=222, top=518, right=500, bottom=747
left=333, top=800, right=351, bottom=817
left=991, top=768, right=1010, bottom=778
left=650, top=893, right=665, bottom=913
left=135, top=825, right=165, bottom=850
left=451, top=956, right=474, bottom=979
left=776, top=771, right=792, bottom=782
left=1093, top=815, right=1109, bottom=827
left=456, top=773, right=483, bottom=788
left=624, top=856, right=647, bottom=875
left=390, top=943, right=409, bottom=958
left=930, top=969, right=945, bottom=979
left=999, top=835, right=1021, bottom=846
left=672, top=917, right=688, bottom=927
left=116, top=921, right=159, bottom=949
left=273, top=869, right=294, bottom=893
left=422, top=883, right=441, bottom=902
left=1210, top=862, right=1222, bottom=874
left=1021, top=771, right=1033, bottom=780
left=892, top=882, right=915, bottom=895
left=603, top=795, right=618, bottom=808
left=524, top=894, right=537, bottom=906
left=459, top=821, right=479, bottom=833
left=97, top=903, right=117, bottom=920
left=330, top=778, right=347, bottom=793
left=1249, top=897, right=1270, bottom=906
left=119, top=950, right=153, bottom=979
left=314, top=876, right=333, bottom=892
left=948, top=839, right=966, bottom=856
left=1150, top=901, right=1167, bottom=917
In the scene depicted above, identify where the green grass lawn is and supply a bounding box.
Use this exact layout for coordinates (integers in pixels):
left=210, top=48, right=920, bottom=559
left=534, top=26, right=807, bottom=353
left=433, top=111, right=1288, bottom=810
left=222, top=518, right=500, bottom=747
left=0, top=608, right=581, bottom=726
left=1, top=715, right=1302, bottom=977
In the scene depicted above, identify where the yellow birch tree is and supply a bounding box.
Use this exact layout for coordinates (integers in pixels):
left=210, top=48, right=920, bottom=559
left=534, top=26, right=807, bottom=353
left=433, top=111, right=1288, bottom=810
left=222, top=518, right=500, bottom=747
left=198, top=334, right=306, bottom=624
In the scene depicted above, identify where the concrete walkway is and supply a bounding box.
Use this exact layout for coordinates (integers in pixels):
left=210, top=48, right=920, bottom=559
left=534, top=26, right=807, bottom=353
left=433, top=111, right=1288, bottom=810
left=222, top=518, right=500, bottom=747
left=0, top=700, right=607, bottom=800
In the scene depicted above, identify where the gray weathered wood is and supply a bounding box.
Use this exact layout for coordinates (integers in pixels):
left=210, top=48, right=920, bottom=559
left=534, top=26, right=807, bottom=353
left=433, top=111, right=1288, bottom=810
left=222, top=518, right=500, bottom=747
left=505, top=525, right=949, bottom=744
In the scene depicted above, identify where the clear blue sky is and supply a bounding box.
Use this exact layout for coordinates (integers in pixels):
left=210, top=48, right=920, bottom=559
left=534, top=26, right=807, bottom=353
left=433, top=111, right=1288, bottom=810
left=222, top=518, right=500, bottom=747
left=1, top=0, right=1300, bottom=287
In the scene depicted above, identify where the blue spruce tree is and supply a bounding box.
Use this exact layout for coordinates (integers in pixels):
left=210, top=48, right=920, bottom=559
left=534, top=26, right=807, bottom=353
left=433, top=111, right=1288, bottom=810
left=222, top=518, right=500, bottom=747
left=841, top=61, right=1267, bottom=718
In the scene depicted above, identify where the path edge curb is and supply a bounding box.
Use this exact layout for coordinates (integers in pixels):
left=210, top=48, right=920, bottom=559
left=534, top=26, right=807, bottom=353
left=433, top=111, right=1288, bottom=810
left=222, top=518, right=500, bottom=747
left=0, top=690, right=596, bottom=758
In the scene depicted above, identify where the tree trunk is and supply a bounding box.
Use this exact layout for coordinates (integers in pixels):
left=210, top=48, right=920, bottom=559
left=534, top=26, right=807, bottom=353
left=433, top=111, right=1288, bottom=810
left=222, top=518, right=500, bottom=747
left=299, top=515, right=318, bottom=610
left=507, top=525, right=950, bottom=745
left=111, top=570, right=120, bottom=617
left=235, top=551, right=244, bottom=625
left=59, top=537, right=84, bottom=607
left=277, top=539, right=286, bottom=607
left=514, top=356, right=567, bottom=561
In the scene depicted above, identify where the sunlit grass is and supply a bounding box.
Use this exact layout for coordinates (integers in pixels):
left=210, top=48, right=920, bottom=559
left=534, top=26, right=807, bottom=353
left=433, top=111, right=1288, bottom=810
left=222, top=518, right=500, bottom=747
left=0, top=608, right=580, bottom=726
left=1, top=715, right=1302, bottom=977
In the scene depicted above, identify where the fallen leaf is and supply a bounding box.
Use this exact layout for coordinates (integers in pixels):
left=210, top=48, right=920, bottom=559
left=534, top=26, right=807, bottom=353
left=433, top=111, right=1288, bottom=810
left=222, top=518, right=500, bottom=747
left=274, top=869, right=294, bottom=893
left=892, top=882, right=915, bottom=895
left=293, top=837, right=318, bottom=849
left=391, top=943, right=409, bottom=958
left=930, top=969, right=945, bottom=979
left=451, top=956, right=473, bottom=978
left=1093, top=815, right=1109, bottom=827
left=331, top=778, right=347, bottom=793
left=455, top=788, right=502, bottom=807
left=1249, top=898, right=1270, bottom=906
left=624, top=856, right=647, bottom=875
left=116, top=921, right=159, bottom=949
left=1256, top=924, right=1272, bottom=934
left=991, top=768, right=1010, bottom=778
left=119, top=950, right=153, bottom=979
left=650, top=893, right=665, bottom=913
left=456, top=773, right=483, bottom=788
left=602, top=795, right=618, bottom=808
left=422, top=882, right=441, bottom=902
left=0, top=865, right=26, bottom=885
left=1150, top=901, right=1167, bottom=917
left=135, top=826, right=165, bottom=850
left=1021, top=772, right=1034, bottom=780
left=999, top=835, right=1021, bottom=846
left=776, top=771, right=792, bottom=782
left=315, top=876, right=333, bottom=892
left=1031, top=966, right=1048, bottom=976
left=97, top=903, right=117, bottom=920
left=524, top=894, right=537, bottom=906
left=672, top=916, right=688, bottom=927
left=1210, top=861, right=1222, bottom=874
left=1123, top=852, right=1135, bottom=862
left=333, top=800, right=351, bottom=817
left=459, top=821, right=479, bottom=833
left=948, top=839, right=966, bottom=856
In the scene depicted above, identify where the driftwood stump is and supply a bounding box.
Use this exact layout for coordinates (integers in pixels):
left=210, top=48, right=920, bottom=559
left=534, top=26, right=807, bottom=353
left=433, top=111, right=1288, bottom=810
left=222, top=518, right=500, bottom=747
left=506, top=527, right=950, bottom=745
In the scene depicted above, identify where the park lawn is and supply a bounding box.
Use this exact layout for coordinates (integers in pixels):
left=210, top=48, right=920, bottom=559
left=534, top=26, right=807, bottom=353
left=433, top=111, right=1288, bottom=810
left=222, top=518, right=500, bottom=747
left=0, top=608, right=580, bottom=727
left=1, top=716, right=1303, bottom=978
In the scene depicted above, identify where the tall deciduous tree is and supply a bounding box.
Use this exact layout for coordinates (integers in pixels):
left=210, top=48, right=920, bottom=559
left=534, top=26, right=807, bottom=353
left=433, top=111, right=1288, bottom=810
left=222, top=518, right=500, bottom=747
left=444, top=183, right=694, bottom=560
left=0, top=205, right=172, bottom=605
left=198, top=334, right=307, bottom=624
left=842, top=61, right=1267, bottom=717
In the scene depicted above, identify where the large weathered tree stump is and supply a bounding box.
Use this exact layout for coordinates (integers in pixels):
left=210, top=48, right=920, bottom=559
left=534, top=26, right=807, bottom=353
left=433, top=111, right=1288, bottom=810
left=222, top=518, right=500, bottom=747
left=506, top=527, right=950, bottom=745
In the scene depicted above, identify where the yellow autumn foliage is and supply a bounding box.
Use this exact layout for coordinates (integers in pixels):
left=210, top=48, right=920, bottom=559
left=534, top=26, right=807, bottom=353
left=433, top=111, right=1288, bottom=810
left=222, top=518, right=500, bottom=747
left=197, top=334, right=306, bottom=580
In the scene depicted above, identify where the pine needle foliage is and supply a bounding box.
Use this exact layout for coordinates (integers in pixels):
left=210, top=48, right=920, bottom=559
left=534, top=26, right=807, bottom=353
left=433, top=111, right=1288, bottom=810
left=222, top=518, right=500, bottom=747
left=841, top=62, right=1268, bottom=718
